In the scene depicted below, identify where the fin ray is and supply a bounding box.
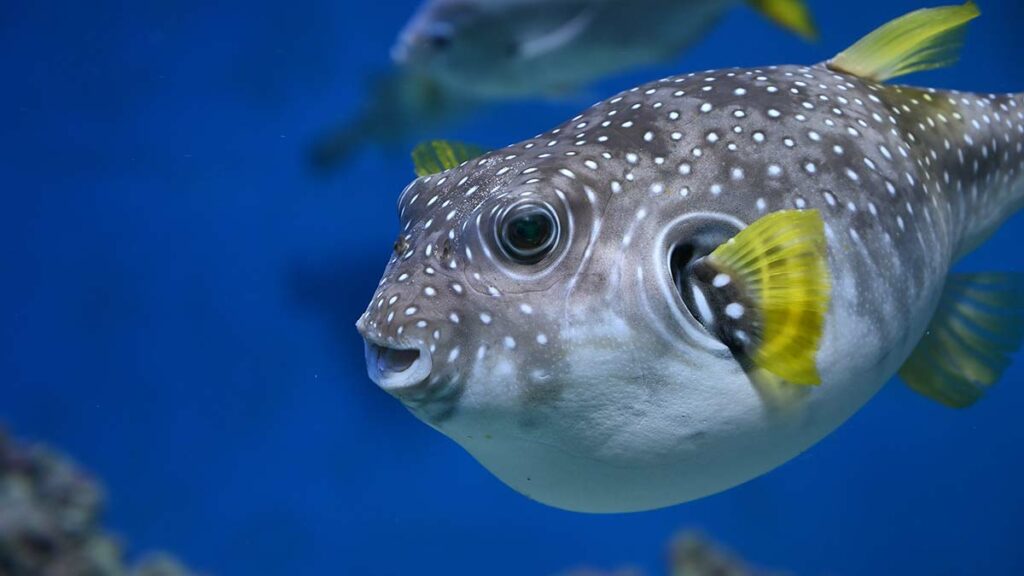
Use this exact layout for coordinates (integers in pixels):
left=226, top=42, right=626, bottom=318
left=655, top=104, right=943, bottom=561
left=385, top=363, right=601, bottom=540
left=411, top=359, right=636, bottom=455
left=827, top=2, right=980, bottom=82
left=899, top=272, right=1024, bottom=408
left=700, top=210, right=831, bottom=385
left=412, top=140, right=486, bottom=177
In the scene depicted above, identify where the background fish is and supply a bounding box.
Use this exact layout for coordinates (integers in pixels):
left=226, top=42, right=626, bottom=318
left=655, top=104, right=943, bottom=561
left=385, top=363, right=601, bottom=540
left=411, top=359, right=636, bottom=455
left=393, top=0, right=817, bottom=99
left=358, top=3, right=1024, bottom=513
left=312, top=0, right=815, bottom=171
left=308, top=69, right=476, bottom=171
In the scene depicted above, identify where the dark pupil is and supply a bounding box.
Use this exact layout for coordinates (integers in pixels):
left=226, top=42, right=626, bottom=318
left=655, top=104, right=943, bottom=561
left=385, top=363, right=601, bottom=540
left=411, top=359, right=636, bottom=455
left=507, top=212, right=548, bottom=245
left=508, top=213, right=551, bottom=252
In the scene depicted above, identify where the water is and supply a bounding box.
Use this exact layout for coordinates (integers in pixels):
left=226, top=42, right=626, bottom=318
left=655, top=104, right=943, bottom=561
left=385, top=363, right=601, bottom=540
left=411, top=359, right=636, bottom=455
left=2, top=0, right=1023, bottom=574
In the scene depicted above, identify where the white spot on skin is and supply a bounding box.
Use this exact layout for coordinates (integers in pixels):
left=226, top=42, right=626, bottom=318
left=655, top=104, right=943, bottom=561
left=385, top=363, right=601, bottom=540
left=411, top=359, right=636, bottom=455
left=725, top=303, right=745, bottom=319
left=713, top=274, right=731, bottom=288
left=480, top=313, right=492, bottom=325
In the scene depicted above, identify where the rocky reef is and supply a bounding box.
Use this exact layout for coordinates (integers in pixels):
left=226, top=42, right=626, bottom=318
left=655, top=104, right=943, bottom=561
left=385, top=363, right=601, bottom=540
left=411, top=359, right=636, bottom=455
left=0, top=425, right=791, bottom=576
left=0, top=429, right=201, bottom=576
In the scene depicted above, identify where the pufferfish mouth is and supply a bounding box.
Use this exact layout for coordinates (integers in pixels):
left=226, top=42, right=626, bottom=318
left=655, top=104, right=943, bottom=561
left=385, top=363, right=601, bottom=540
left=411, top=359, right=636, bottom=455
left=363, top=339, right=433, bottom=394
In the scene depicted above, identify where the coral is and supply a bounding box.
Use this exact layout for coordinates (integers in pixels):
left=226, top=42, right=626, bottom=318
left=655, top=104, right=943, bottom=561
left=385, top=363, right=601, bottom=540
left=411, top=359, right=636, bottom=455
left=669, top=532, right=789, bottom=576
left=0, top=428, right=202, bottom=576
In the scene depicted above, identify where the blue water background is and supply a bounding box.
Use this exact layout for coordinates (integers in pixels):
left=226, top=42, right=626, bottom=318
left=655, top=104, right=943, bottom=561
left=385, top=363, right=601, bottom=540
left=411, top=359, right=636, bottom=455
left=3, top=1, right=1024, bottom=574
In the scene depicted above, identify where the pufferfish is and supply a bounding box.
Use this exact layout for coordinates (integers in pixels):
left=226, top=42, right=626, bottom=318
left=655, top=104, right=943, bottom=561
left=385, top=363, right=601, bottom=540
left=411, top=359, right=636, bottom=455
left=356, top=3, right=1024, bottom=513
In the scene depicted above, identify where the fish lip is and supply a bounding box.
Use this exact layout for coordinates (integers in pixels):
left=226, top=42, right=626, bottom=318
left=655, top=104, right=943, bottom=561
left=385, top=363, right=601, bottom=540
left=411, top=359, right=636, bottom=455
left=362, top=336, right=433, bottom=394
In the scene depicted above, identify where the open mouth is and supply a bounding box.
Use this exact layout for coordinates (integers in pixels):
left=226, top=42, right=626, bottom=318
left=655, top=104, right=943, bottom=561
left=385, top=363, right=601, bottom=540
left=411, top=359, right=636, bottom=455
left=363, top=340, right=433, bottom=393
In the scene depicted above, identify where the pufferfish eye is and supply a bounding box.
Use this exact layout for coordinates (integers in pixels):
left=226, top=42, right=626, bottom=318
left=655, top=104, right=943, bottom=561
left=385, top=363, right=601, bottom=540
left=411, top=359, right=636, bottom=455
left=499, top=203, right=559, bottom=264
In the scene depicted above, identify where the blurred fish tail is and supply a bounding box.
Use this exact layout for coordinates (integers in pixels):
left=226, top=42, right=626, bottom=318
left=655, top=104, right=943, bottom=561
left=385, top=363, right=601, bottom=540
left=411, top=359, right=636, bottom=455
left=747, top=0, right=818, bottom=40
left=308, top=115, right=374, bottom=172
left=308, top=69, right=473, bottom=173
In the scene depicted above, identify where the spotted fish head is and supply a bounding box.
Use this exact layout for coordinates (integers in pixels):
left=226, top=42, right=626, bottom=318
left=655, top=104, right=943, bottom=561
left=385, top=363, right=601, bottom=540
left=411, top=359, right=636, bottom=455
left=356, top=120, right=765, bottom=512
left=357, top=149, right=597, bottom=413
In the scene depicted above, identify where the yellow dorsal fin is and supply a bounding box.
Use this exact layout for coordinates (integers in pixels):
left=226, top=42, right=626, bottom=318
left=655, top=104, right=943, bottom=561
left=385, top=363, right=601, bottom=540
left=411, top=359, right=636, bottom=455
left=827, top=2, right=980, bottom=82
left=747, top=0, right=818, bottom=41
left=411, top=140, right=486, bottom=177
left=692, top=210, right=831, bottom=385
left=900, top=273, right=1024, bottom=408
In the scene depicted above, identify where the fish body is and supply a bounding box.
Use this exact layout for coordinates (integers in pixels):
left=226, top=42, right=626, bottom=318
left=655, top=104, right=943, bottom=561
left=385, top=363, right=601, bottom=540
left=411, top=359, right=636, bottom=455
left=358, top=5, right=1024, bottom=512
left=393, top=0, right=812, bottom=99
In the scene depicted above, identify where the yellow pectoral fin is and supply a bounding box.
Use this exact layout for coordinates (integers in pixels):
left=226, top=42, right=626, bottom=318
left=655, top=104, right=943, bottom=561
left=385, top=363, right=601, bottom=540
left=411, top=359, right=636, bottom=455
left=702, top=210, right=831, bottom=385
left=900, top=273, right=1024, bottom=408
left=411, top=140, right=486, bottom=177
left=747, top=0, right=818, bottom=41
left=827, top=2, right=980, bottom=82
